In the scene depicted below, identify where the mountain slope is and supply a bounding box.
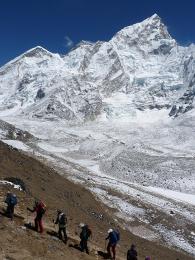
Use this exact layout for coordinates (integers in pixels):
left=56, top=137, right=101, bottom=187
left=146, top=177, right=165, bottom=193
left=0, top=140, right=193, bottom=260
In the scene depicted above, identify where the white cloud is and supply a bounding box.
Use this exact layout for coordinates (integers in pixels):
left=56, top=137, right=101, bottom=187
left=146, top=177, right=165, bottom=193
left=64, top=36, right=74, bottom=48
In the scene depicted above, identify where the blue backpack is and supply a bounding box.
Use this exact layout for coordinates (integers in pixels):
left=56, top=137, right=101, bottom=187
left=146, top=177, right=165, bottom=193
left=115, top=231, right=120, bottom=242
left=10, top=195, right=17, bottom=206
left=111, top=231, right=120, bottom=244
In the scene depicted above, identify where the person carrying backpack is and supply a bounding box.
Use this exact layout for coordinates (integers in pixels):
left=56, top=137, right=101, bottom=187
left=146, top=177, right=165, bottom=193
left=54, top=209, right=68, bottom=243
left=127, top=244, right=138, bottom=260
left=5, top=192, right=18, bottom=220
left=79, top=223, right=92, bottom=254
left=106, top=228, right=120, bottom=260
left=27, top=200, right=46, bottom=233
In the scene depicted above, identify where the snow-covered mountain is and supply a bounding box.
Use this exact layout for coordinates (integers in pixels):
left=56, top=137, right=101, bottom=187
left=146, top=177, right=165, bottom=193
left=0, top=14, right=195, bottom=122
left=0, top=46, right=102, bottom=121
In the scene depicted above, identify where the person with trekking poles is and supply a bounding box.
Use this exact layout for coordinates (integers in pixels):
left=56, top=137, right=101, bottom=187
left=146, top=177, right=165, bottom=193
left=27, top=199, right=46, bottom=233
left=106, top=228, right=120, bottom=260
left=54, top=209, right=68, bottom=243
left=127, top=244, right=138, bottom=260
left=79, top=223, right=92, bottom=254
left=5, top=192, right=18, bottom=220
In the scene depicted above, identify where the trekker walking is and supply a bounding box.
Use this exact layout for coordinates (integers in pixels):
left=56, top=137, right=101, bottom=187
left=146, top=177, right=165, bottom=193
left=79, top=223, right=92, bottom=254
left=54, top=209, right=68, bottom=243
left=106, top=228, right=120, bottom=260
left=27, top=200, right=46, bottom=233
left=5, top=192, right=17, bottom=220
left=127, top=244, right=138, bottom=260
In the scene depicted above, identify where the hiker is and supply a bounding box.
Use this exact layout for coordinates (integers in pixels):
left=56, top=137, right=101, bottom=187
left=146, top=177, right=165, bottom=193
left=54, top=209, right=68, bottom=243
left=79, top=223, right=92, bottom=254
left=5, top=192, right=17, bottom=220
left=27, top=200, right=46, bottom=233
left=127, top=244, right=138, bottom=260
left=106, top=228, right=120, bottom=260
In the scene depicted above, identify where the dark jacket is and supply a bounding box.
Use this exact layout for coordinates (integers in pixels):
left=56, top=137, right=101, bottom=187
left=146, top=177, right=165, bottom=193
left=55, top=212, right=67, bottom=228
left=80, top=225, right=92, bottom=241
left=127, top=248, right=138, bottom=260
left=106, top=231, right=120, bottom=245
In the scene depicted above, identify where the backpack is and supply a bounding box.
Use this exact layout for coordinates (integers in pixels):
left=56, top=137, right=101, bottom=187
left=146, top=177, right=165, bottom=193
left=86, top=227, right=92, bottom=239
left=111, top=231, right=120, bottom=244
left=115, top=231, right=120, bottom=242
left=10, top=195, right=17, bottom=206
left=80, top=226, right=92, bottom=240
left=39, top=203, right=46, bottom=215
left=127, top=249, right=138, bottom=260
left=59, top=213, right=67, bottom=226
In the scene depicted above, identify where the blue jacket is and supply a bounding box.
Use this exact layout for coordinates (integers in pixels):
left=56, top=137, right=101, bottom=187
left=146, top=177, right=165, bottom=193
left=106, top=231, right=120, bottom=244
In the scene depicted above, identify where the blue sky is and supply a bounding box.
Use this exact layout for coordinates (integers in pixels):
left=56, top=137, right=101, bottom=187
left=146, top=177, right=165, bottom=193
left=0, top=0, right=194, bottom=66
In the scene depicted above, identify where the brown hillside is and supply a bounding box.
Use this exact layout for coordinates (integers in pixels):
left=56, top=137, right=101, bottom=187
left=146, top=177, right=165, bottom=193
left=0, top=141, right=193, bottom=260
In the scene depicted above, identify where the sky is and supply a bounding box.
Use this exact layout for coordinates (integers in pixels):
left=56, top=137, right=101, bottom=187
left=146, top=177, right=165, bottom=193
left=0, top=0, right=195, bottom=66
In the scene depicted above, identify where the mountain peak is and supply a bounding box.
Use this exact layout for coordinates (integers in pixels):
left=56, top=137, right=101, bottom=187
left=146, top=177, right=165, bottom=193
left=111, top=13, right=173, bottom=50
left=144, top=13, right=164, bottom=28
left=0, top=46, right=55, bottom=75
left=140, top=13, right=171, bottom=39
left=23, top=46, right=53, bottom=58
left=148, top=13, right=161, bottom=21
left=74, top=40, right=95, bottom=49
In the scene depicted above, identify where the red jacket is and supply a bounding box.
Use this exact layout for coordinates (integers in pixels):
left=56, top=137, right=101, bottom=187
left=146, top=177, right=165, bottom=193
left=33, top=202, right=45, bottom=219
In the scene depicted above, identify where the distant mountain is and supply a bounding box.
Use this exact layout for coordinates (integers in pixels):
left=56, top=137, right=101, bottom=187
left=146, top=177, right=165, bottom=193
left=0, top=14, right=195, bottom=121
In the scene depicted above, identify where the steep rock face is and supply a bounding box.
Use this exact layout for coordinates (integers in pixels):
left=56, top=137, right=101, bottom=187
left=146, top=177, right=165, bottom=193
left=169, top=45, right=195, bottom=117
left=0, top=15, right=195, bottom=122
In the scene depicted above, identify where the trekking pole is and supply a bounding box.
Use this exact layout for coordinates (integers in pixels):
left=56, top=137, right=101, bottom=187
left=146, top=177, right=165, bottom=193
left=26, top=211, right=29, bottom=224
left=53, top=218, right=57, bottom=234
left=52, top=219, right=55, bottom=230
left=104, top=240, right=107, bottom=253
left=26, top=208, right=29, bottom=224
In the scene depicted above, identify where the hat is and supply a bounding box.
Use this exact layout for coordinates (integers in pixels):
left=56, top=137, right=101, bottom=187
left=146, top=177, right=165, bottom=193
left=79, top=223, right=85, bottom=228
left=107, top=228, right=113, bottom=234
left=145, top=257, right=151, bottom=260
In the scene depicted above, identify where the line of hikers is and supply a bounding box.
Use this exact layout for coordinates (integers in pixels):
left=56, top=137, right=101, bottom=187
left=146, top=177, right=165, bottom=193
left=4, top=192, right=151, bottom=260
